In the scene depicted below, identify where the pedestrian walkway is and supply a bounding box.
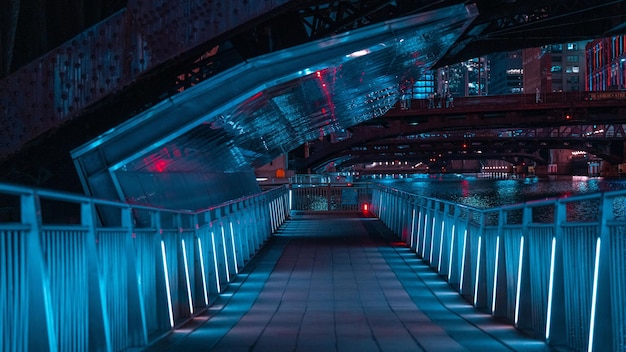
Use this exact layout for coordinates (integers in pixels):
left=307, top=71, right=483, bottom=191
left=142, top=213, right=558, bottom=352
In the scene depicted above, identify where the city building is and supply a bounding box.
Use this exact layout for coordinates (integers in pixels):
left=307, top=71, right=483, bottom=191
left=586, top=35, right=626, bottom=90
left=488, top=50, right=523, bottom=95
left=523, top=41, right=589, bottom=93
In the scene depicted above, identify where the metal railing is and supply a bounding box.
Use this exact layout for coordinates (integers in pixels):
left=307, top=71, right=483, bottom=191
left=0, top=183, right=289, bottom=352
left=289, top=176, right=372, bottom=212
left=372, top=184, right=626, bottom=352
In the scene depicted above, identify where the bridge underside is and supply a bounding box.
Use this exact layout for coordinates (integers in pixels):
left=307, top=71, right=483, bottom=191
left=1, top=0, right=626, bottom=206
left=72, top=5, right=477, bottom=210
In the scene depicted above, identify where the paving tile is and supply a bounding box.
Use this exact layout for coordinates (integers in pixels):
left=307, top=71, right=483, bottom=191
left=143, top=213, right=556, bottom=352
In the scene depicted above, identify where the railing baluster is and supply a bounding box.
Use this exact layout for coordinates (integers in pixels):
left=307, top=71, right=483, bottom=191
left=371, top=183, right=626, bottom=352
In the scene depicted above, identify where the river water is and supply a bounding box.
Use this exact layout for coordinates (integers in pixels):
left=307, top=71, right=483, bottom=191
left=377, top=175, right=626, bottom=211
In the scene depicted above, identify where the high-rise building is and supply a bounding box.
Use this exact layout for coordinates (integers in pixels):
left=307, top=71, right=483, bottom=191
left=586, top=35, right=626, bottom=91
left=402, top=56, right=492, bottom=101
left=407, top=70, right=436, bottom=99
left=488, top=50, right=523, bottom=95
left=523, top=41, right=589, bottom=93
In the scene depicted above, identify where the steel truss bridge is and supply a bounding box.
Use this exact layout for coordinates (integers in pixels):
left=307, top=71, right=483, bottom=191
left=1, top=0, right=626, bottom=192
left=299, top=92, right=626, bottom=171
left=334, top=125, right=626, bottom=168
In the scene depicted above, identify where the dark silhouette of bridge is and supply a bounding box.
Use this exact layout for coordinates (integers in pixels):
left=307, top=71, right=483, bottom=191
left=298, top=92, right=626, bottom=172
left=1, top=0, right=626, bottom=194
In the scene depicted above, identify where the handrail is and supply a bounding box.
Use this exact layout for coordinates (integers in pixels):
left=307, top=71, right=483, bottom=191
left=372, top=183, right=626, bottom=352
left=0, top=181, right=290, bottom=352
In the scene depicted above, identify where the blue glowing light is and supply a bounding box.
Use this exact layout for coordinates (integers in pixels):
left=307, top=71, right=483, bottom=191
left=221, top=226, right=230, bottom=281
left=438, top=221, right=445, bottom=272
left=197, top=238, right=209, bottom=305
left=515, top=236, right=525, bottom=325
left=160, top=241, right=175, bottom=327
left=460, top=229, right=468, bottom=292
left=210, top=231, right=221, bottom=293
left=230, top=222, right=239, bottom=275
left=474, top=236, right=482, bottom=306
left=447, top=225, right=455, bottom=280
left=492, top=236, right=500, bottom=314
left=410, top=208, right=416, bottom=249
left=545, top=237, right=556, bottom=339
left=422, top=214, right=428, bottom=256
left=429, top=217, right=436, bottom=264
left=416, top=211, right=422, bottom=254
left=588, top=237, right=601, bottom=352
left=181, top=239, right=194, bottom=314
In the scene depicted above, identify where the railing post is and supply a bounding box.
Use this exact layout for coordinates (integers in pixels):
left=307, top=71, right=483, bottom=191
left=515, top=205, right=532, bottom=329
left=326, top=182, right=332, bottom=211
left=421, top=199, right=432, bottom=261
left=221, top=207, right=236, bottom=280
left=473, top=211, right=488, bottom=308
left=153, top=210, right=175, bottom=330
left=81, top=200, right=113, bottom=351
left=546, top=200, right=567, bottom=346
left=492, top=208, right=507, bottom=317
left=415, top=197, right=425, bottom=258
left=458, top=208, right=473, bottom=296
left=22, top=192, right=58, bottom=352
left=121, top=205, right=149, bottom=347
left=588, top=193, right=614, bottom=351
left=447, top=205, right=461, bottom=286
left=435, top=203, right=449, bottom=274
left=402, top=194, right=411, bottom=243
left=408, top=197, right=418, bottom=252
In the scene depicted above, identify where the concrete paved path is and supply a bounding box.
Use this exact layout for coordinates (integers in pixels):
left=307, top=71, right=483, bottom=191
left=142, top=212, right=559, bottom=352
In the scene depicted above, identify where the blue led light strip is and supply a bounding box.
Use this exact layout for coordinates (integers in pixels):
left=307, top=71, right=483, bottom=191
left=210, top=232, right=221, bottom=293
left=545, top=237, right=556, bottom=339
left=588, top=237, right=601, bottom=352
left=515, top=236, right=525, bottom=325
left=197, top=238, right=209, bottom=305
left=160, top=241, right=175, bottom=327
left=181, top=239, right=194, bottom=314
left=474, top=236, right=483, bottom=305
left=447, top=225, right=456, bottom=280
left=230, top=222, right=239, bottom=274
left=460, top=229, right=468, bottom=292
left=492, top=236, right=500, bottom=314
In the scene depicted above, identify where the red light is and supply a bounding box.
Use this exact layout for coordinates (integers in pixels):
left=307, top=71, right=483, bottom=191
left=362, top=203, right=369, bottom=212
left=154, top=159, right=167, bottom=172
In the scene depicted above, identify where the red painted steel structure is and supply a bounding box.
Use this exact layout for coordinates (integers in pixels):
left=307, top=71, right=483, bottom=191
left=0, top=0, right=290, bottom=159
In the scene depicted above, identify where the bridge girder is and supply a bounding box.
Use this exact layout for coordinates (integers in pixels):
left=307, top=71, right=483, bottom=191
left=297, top=94, right=626, bottom=171
left=301, top=122, right=626, bottom=172
left=2, top=0, right=626, bottom=190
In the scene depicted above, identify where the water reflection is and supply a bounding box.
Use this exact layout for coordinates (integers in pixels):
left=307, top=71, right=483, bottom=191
left=382, top=175, right=626, bottom=207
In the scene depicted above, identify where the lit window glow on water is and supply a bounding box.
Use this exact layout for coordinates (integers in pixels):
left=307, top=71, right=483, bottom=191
left=380, top=175, right=626, bottom=220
